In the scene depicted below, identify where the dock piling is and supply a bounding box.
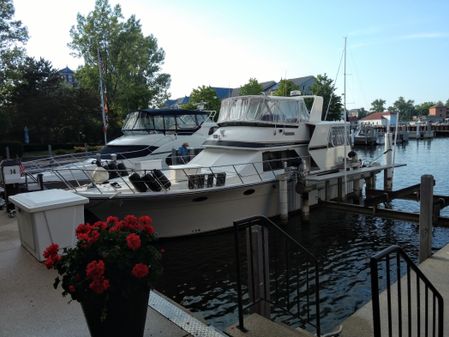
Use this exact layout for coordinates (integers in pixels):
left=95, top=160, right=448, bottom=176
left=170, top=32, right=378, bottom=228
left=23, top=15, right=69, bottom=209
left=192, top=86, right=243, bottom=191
left=384, top=132, right=393, bottom=191
left=246, top=226, right=271, bottom=318
left=419, top=175, right=433, bottom=263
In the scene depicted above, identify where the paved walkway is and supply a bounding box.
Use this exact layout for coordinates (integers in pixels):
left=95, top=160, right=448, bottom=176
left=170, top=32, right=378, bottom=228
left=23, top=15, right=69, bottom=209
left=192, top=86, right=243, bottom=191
left=0, top=210, right=225, bottom=337
left=341, top=243, right=449, bottom=337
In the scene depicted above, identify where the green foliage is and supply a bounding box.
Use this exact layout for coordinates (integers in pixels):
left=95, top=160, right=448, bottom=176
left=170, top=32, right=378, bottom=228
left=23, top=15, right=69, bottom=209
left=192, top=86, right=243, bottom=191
left=388, top=97, right=415, bottom=121
left=0, top=141, right=23, bottom=159
left=370, top=99, right=386, bottom=112
left=181, top=86, right=221, bottom=119
left=358, top=107, right=368, bottom=118
left=0, top=0, right=28, bottom=109
left=69, top=0, right=171, bottom=124
left=272, top=79, right=299, bottom=97
left=414, top=101, right=435, bottom=117
left=0, top=0, right=28, bottom=53
left=446, top=99, right=449, bottom=108
left=3, top=57, right=103, bottom=144
left=240, top=78, right=263, bottom=95
left=310, top=74, right=343, bottom=121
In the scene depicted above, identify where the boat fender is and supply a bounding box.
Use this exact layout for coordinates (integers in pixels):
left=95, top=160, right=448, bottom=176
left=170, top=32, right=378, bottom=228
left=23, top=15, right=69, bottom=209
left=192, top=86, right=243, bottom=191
left=117, top=163, right=128, bottom=177
left=142, top=173, right=162, bottom=192
left=295, top=181, right=306, bottom=194
left=105, top=162, right=120, bottom=179
left=128, top=172, right=148, bottom=192
left=152, top=169, right=171, bottom=189
left=216, top=172, right=226, bottom=186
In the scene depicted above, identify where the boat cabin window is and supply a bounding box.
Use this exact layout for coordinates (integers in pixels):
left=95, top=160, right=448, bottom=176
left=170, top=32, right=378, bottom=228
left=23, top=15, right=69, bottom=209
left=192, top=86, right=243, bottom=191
left=218, top=96, right=309, bottom=125
left=100, top=145, right=157, bottom=159
left=262, top=150, right=301, bottom=171
left=328, top=126, right=350, bottom=147
left=122, top=110, right=210, bottom=135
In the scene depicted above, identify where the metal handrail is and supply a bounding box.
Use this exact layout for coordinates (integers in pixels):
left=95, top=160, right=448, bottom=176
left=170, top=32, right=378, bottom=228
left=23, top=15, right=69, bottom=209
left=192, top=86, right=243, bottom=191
left=233, top=216, right=321, bottom=336
left=370, top=245, right=444, bottom=337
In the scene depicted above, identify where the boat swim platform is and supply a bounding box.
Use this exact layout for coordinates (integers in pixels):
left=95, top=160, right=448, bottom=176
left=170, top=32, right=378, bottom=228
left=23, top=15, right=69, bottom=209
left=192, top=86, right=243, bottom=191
left=304, top=163, right=405, bottom=183
left=0, top=211, right=226, bottom=337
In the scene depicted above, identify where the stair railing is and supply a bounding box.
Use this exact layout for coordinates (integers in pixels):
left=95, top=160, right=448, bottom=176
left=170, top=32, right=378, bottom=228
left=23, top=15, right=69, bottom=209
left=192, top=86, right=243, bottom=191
left=370, top=245, right=444, bottom=337
left=233, top=215, right=321, bottom=336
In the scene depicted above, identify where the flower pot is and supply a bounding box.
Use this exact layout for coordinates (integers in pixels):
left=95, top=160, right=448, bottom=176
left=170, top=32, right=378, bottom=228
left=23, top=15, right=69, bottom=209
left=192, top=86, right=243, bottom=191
left=81, top=288, right=150, bottom=337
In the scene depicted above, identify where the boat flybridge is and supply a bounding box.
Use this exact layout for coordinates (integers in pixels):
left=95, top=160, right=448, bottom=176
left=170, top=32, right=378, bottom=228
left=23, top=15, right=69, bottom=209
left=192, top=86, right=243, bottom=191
left=21, top=108, right=217, bottom=189
left=52, top=94, right=390, bottom=238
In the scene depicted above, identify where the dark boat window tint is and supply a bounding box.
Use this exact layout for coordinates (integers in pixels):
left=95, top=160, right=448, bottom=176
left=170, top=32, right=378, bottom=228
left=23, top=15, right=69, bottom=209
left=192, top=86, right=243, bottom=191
left=100, top=145, right=157, bottom=159
left=262, top=150, right=301, bottom=171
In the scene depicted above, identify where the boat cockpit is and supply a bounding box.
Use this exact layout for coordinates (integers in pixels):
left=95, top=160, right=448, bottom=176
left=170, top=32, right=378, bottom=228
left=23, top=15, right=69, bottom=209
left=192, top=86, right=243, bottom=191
left=217, top=95, right=310, bottom=127
left=122, top=108, right=213, bottom=136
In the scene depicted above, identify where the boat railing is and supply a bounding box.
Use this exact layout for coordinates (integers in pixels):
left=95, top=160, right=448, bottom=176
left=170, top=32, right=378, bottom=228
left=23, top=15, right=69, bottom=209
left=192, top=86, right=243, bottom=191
left=49, top=155, right=308, bottom=195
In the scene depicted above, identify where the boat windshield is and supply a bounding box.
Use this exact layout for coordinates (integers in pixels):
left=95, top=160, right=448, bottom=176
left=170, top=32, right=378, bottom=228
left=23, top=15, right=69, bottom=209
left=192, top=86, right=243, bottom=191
left=218, top=96, right=309, bottom=125
left=122, top=110, right=209, bottom=135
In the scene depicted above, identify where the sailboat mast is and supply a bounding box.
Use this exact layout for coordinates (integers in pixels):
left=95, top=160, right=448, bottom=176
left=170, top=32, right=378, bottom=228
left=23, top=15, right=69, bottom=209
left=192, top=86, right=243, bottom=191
left=344, top=36, right=347, bottom=120
left=97, top=47, right=108, bottom=145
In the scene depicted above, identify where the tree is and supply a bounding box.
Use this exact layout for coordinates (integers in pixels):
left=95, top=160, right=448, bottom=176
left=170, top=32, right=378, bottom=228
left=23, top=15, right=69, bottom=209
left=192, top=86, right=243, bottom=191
left=5, top=57, right=101, bottom=144
left=0, top=0, right=28, bottom=131
left=272, top=79, right=299, bottom=97
left=69, top=0, right=171, bottom=129
left=370, top=99, right=386, bottom=112
left=310, top=74, right=343, bottom=121
left=415, top=101, right=435, bottom=117
left=388, top=97, right=415, bottom=121
left=181, top=86, right=221, bottom=118
left=240, top=78, right=263, bottom=95
left=358, top=107, right=368, bottom=119
left=445, top=99, right=449, bottom=108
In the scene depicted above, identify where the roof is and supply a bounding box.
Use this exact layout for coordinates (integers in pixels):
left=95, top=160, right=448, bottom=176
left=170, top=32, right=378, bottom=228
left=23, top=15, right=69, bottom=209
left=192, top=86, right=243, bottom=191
left=361, top=111, right=395, bottom=121
left=58, top=66, right=74, bottom=75
left=137, top=108, right=209, bottom=116
left=164, top=76, right=317, bottom=108
left=267, top=76, right=316, bottom=95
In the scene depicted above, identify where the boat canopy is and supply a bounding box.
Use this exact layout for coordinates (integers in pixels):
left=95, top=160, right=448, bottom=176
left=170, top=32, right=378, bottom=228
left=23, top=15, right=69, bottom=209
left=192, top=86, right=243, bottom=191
left=217, top=96, right=310, bottom=125
left=122, top=109, right=210, bottom=135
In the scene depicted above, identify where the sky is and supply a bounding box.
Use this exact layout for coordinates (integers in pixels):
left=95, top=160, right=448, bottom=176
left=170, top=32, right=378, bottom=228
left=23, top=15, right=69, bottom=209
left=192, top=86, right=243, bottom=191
left=12, top=0, right=449, bottom=110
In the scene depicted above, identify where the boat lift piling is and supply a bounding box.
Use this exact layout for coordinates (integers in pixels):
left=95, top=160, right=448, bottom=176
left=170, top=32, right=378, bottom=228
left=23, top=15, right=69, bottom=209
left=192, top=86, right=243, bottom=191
left=278, top=162, right=289, bottom=223
left=384, top=132, right=393, bottom=191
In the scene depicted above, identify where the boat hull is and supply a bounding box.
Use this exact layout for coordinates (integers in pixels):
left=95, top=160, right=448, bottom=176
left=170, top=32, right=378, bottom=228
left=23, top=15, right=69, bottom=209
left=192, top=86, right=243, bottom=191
left=84, top=180, right=301, bottom=238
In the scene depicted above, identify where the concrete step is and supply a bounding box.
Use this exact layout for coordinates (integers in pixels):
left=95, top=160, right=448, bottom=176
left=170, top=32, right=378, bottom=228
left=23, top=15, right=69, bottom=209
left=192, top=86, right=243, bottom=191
left=226, top=313, right=314, bottom=337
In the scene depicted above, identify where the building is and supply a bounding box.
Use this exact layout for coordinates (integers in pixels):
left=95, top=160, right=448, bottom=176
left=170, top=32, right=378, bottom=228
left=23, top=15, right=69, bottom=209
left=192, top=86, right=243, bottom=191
left=164, top=76, right=316, bottom=109
left=359, top=111, right=397, bottom=127
left=58, top=67, right=76, bottom=86
left=428, top=102, right=447, bottom=121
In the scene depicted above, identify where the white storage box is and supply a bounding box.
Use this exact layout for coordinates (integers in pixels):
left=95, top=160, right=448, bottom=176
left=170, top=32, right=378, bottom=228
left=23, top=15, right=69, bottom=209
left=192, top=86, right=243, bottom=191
left=9, top=189, right=89, bottom=261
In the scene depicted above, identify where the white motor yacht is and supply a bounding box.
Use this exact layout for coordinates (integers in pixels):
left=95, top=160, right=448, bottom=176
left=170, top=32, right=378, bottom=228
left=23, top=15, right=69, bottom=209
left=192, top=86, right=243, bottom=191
left=21, top=108, right=217, bottom=189
left=53, top=94, right=391, bottom=238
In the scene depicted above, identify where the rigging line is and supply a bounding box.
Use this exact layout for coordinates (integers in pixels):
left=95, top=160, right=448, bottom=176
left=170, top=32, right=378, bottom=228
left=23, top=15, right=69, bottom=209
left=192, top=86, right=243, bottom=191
left=324, top=44, right=345, bottom=120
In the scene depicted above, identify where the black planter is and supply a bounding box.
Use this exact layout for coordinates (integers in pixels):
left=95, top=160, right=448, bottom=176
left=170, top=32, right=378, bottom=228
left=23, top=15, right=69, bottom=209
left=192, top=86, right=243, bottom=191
left=81, top=288, right=150, bottom=337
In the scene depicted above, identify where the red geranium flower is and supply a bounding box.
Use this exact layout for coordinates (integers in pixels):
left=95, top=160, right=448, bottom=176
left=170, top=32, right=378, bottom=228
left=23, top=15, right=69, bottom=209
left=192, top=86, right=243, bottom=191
left=139, top=215, right=152, bottom=226
left=126, top=233, right=141, bottom=251
left=89, top=278, right=110, bottom=294
left=43, top=214, right=161, bottom=303
left=43, top=243, right=59, bottom=258
left=106, top=216, right=119, bottom=225
left=131, top=263, right=149, bottom=278
left=86, top=260, right=105, bottom=280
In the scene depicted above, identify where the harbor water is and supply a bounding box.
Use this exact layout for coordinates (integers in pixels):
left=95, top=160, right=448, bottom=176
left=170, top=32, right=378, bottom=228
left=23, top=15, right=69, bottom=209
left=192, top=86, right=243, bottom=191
left=155, top=137, right=449, bottom=333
